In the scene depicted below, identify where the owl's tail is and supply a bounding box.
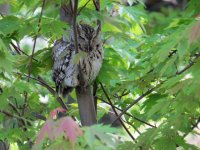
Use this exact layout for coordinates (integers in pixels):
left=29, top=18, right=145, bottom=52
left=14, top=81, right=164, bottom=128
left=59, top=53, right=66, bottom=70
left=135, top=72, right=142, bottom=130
left=56, top=85, right=73, bottom=98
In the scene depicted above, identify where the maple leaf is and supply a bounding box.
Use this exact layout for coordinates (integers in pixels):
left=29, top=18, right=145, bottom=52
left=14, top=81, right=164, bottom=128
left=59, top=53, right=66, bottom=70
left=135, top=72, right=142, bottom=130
left=34, top=108, right=83, bottom=149
left=50, top=107, right=66, bottom=119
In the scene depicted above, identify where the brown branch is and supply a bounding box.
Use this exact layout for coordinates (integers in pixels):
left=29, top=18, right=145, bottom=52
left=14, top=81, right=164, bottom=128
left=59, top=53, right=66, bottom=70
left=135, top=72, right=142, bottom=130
left=100, top=82, right=136, bottom=142
left=22, top=91, right=28, bottom=116
left=20, top=0, right=46, bottom=128
left=0, top=110, right=13, bottom=117
left=112, top=86, right=156, bottom=125
left=77, top=0, right=91, bottom=15
left=8, top=99, right=28, bottom=128
left=72, top=0, right=84, bottom=84
left=16, top=72, right=68, bottom=110
left=97, top=97, right=156, bottom=128
left=27, top=0, right=46, bottom=82
left=92, top=0, right=100, bottom=11
left=72, top=0, right=79, bottom=54
left=176, top=62, right=195, bottom=75
left=37, top=76, right=68, bottom=110
left=122, top=118, right=141, bottom=135
left=8, top=101, right=21, bottom=115
left=32, top=112, right=46, bottom=121
left=0, top=109, right=31, bottom=124
left=10, top=42, right=21, bottom=54
left=112, top=53, right=200, bottom=124
left=10, top=42, right=38, bottom=61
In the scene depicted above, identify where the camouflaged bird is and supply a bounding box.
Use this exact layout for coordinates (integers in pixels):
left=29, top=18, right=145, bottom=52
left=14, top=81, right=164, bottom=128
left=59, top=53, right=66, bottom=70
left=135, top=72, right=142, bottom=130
left=52, top=24, right=103, bottom=96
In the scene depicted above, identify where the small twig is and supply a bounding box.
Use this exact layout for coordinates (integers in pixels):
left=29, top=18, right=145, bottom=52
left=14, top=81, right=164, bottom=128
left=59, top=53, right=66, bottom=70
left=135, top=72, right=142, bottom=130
left=100, top=82, right=136, bottom=142
left=176, top=53, right=200, bottom=75
left=37, top=76, right=68, bottom=110
left=10, top=42, right=21, bottom=54
left=8, top=101, right=21, bottom=115
left=92, top=0, right=100, bottom=11
left=72, top=0, right=85, bottom=86
left=32, top=112, right=46, bottom=121
left=77, top=0, right=91, bottom=15
left=112, top=86, right=156, bottom=125
left=113, top=90, right=130, bottom=99
left=16, top=72, right=68, bottom=110
left=10, top=42, right=38, bottom=61
left=112, top=53, right=200, bottom=124
left=22, top=1, right=46, bottom=126
left=0, top=109, right=13, bottom=117
left=93, top=0, right=101, bottom=27
left=0, top=109, right=31, bottom=123
left=97, top=97, right=156, bottom=128
left=22, top=91, right=28, bottom=116
left=28, top=0, right=46, bottom=82
left=122, top=118, right=141, bottom=135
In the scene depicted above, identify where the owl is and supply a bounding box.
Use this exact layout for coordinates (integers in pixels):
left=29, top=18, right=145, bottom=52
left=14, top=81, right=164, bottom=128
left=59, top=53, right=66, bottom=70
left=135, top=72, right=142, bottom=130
left=52, top=24, right=103, bottom=96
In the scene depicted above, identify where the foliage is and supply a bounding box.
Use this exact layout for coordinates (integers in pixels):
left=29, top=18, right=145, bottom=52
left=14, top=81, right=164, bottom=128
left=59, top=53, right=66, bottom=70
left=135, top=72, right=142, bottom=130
left=0, top=0, right=200, bottom=149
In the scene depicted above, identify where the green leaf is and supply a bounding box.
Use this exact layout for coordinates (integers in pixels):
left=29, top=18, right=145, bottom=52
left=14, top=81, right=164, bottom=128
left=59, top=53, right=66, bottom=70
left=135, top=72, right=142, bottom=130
left=72, top=51, right=87, bottom=64
left=0, top=16, right=22, bottom=35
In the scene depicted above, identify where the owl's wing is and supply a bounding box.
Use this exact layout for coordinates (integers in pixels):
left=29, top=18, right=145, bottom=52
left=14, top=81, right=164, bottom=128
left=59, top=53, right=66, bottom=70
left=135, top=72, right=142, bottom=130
left=52, top=39, right=69, bottom=61
left=52, top=39, right=73, bottom=95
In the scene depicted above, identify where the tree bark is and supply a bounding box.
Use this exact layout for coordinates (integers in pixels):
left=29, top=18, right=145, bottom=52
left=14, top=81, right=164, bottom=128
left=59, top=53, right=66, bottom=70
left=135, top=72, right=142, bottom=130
left=76, top=86, right=97, bottom=126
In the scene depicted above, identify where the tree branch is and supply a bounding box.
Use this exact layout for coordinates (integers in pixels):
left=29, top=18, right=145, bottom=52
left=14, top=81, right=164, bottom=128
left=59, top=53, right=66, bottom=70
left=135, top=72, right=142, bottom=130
left=77, top=0, right=91, bottom=15
left=97, top=96, right=156, bottom=128
left=112, top=53, right=200, bottom=125
left=10, top=42, right=38, bottom=61
left=72, top=0, right=79, bottom=54
left=27, top=0, right=46, bottom=82
left=100, top=82, right=136, bottom=142
left=16, top=72, right=68, bottom=110
left=0, top=109, right=31, bottom=123
left=92, top=0, right=100, bottom=11
left=112, top=86, right=156, bottom=125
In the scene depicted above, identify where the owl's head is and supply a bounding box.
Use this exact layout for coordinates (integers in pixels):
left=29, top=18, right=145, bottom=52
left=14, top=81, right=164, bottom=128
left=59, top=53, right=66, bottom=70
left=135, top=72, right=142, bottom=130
left=70, top=24, right=102, bottom=52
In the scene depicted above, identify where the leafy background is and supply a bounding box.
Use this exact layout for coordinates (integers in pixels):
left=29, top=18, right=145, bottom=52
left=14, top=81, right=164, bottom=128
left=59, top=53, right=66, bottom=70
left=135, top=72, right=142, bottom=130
left=0, top=0, right=200, bottom=149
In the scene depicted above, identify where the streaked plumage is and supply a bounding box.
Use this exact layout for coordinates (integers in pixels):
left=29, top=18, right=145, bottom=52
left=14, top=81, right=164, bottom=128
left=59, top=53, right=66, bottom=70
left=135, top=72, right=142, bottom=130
left=52, top=24, right=103, bottom=96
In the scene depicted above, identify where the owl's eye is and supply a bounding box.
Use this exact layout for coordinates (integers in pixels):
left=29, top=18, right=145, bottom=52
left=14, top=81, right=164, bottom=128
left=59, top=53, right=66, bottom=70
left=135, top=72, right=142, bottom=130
left=96, top=44, right=99, bottom=48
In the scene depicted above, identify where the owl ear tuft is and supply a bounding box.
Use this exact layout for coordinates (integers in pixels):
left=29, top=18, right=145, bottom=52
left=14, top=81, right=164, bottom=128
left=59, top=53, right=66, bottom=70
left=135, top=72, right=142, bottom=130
left=77, top=24, right=82, bottom=35
left=95, top=24, right=101, bottom=35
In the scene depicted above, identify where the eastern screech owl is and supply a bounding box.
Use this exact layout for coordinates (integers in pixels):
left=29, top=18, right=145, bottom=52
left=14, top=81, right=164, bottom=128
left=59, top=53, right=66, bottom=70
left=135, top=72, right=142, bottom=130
left=52, top=24, right=103, bottom=96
